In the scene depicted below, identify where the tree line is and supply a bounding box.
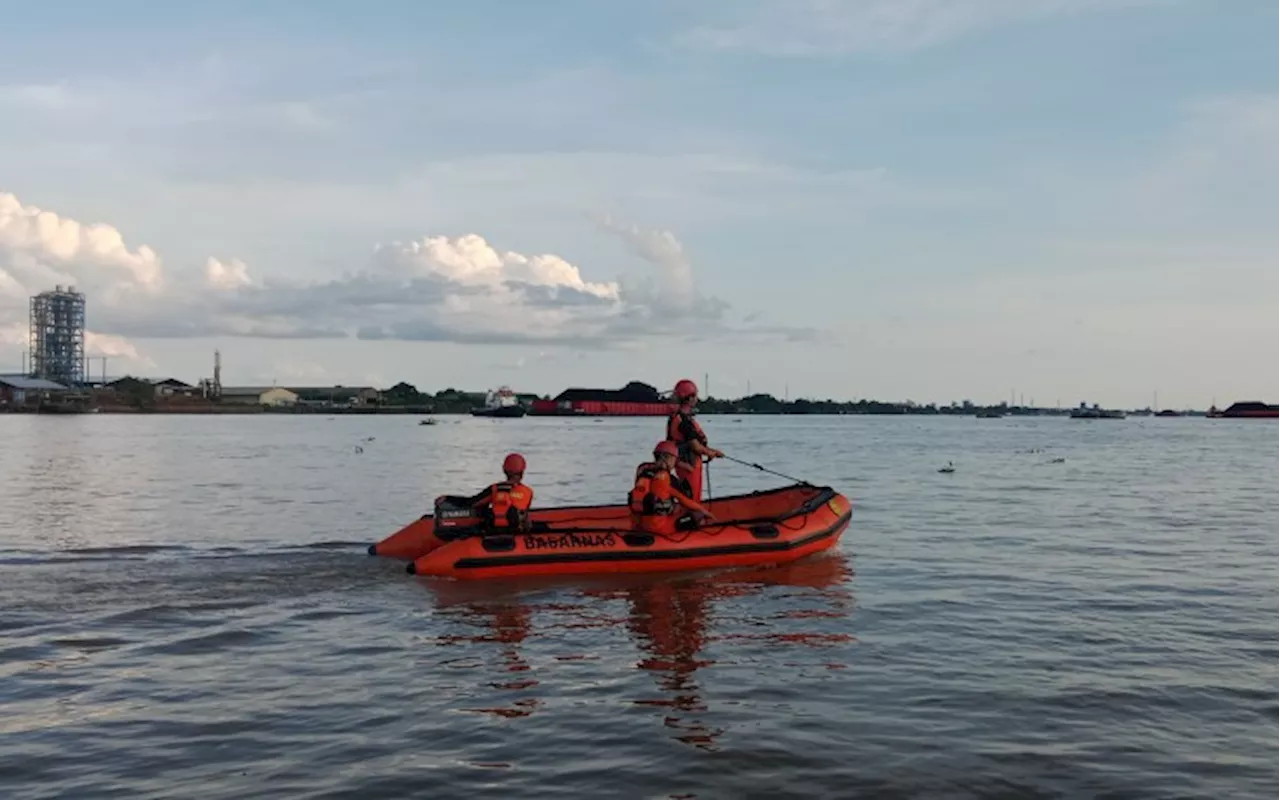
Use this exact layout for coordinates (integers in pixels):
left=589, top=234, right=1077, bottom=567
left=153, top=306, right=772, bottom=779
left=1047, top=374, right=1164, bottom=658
left=97, top=377, right=1069, bottom=415
left=380, top=383, right=1053, bottom=416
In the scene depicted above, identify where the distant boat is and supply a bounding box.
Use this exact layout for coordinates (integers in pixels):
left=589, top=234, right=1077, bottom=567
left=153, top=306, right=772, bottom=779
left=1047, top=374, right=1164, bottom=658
left=528, top=380, right=672, bottom=416
left=1155, top=409, right=1184, bottom=418
left=975, top=409, right=1005, bottom=418
left=1070, top=403, right=1126, bottom=420
left=470, top=387, right=526, bottom=418
left=1208, top=401, right=1278, bottom=419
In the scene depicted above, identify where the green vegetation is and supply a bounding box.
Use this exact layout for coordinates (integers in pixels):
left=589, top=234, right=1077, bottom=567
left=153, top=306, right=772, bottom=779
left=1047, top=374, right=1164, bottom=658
left=378, top=383, right=1067, bottom=416
left=109, top=376, right=157, bottom=409
left=380, top=382, right=546, bottom=414
left=88, top=376, right=1131, bottom=416
left=694, top=395, right=1056, bottom=416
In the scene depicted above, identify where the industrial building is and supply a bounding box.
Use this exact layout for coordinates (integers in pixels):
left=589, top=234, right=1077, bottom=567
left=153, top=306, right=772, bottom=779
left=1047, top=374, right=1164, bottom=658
left=103, top=377, right=200, bottom=395
left=28, top=285, right=86, bottom=387
left=219, top=387, right=300, bottom=407
left=0, top=374, right=70, bottom=409
left=150, top=378, right=201, bottom=397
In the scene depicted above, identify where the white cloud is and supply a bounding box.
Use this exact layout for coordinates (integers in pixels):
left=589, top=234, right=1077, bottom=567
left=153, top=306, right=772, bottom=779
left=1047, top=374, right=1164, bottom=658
left=0, top=193, right=168, bottom=370
left=205, top=256, right=254, bottom=290
left=595, top=215, right=697, bottom=314
left=85, top=331, right=155, bottom=368
left=673, top=0, right=1159, bottom=57
left=373, top=234, right=619, bottom=301
left=0, top=81, right=82, bottom=112
left=270, top=361, right=330, bottom=382
left=490, top=350, right=562, bottom=372
left=0, top=324, right=155, bottom=372
left=0, top=192, right=164, bottom=291
left=0, top=323, right=24, bottom=348
left=0, top=264, right=23, bottom=298
left=0, top=189, right=809, bottom=354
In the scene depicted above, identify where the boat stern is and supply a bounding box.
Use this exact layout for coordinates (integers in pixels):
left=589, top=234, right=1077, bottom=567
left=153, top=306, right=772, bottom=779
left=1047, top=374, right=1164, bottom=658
left=369, top=515, right=444, bottom=561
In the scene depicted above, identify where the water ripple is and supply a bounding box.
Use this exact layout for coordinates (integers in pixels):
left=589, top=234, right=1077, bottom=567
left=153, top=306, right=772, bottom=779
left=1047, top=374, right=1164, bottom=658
left=0, top=415, right=1275, bottom=799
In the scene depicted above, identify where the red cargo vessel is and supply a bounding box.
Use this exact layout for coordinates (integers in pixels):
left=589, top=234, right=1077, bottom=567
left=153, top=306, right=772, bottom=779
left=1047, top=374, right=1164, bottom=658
left=529, top=381, right=675, bottom=417
left=1207, top=401, right=1279, bottom=419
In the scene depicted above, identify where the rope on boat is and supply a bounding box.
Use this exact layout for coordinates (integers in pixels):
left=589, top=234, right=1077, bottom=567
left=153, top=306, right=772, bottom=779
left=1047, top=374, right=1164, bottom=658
left=437, top=482, right=830, bottom=544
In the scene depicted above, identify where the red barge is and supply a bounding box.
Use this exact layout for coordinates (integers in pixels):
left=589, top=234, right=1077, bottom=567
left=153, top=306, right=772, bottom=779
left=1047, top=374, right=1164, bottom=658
left=529, top=381, right=675, bottom=417
left=1207, top=401, right=1279, bottom=419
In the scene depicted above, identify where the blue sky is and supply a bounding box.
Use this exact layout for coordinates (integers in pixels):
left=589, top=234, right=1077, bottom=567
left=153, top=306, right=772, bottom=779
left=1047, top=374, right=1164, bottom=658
left=0, top=0, right=1275, bottom=407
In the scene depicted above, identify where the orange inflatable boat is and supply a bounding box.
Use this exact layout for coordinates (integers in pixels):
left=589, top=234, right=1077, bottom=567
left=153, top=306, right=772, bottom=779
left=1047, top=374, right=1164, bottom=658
left=368, top=483, right=853, bottom=581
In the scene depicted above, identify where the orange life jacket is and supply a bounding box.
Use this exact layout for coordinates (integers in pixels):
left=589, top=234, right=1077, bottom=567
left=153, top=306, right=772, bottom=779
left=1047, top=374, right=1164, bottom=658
left=483, top=481, right=533, bottom=531
left=667, top=410, right=708, bottom=468
left=630, top=462, right=678, bottom=516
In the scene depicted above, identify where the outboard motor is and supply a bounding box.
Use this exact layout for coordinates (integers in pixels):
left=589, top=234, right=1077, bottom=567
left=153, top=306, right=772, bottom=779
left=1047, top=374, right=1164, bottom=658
left=433, top=495, right=485, bottom=540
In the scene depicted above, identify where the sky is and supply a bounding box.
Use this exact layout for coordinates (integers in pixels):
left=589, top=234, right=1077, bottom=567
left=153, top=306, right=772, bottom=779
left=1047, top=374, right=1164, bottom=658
left=0, top=0, right=1275, bottom=409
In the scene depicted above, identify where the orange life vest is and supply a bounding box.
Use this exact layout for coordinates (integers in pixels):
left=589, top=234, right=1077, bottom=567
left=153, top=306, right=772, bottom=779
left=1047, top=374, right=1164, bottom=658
left=483, top=481, right=533, bottom=531
left=667, top=410, right=708, bottom=468
left=630, top=462, right=678, bottom=534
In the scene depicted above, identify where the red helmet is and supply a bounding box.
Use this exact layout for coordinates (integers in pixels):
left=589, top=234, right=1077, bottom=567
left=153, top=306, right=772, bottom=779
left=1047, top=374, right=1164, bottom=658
left=503, top=453, right=526, bottom=474
left=674, top=379, right=698, bottom=400
left=654, top=441, right=678, bottom=458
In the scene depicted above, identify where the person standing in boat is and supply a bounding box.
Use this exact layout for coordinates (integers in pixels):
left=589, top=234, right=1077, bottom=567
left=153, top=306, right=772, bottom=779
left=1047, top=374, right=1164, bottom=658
left=467, top=452, right=535, bottom=534
left=631, top=441, right=715, bottom=536
left=667, top=379, right=724, bottom=501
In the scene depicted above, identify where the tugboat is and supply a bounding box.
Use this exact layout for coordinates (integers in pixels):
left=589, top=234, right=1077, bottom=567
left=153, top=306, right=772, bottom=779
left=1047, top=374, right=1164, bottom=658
left=1069, top=402, right=1126, bottom=420
left=470, top=386, right=526, bottom=418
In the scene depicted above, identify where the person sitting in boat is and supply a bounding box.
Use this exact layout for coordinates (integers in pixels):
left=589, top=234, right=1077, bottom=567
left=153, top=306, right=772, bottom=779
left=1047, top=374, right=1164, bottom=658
left=467, top=452, right=535, bottom=535
left=630, top=441, right=715, bottom=536
left=667, top=379, right=724, bottom=501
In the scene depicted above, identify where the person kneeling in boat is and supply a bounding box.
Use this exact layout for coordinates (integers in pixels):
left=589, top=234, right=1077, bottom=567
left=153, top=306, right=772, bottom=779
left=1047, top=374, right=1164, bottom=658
left=630, top=441, right=715, bottom=536
left=468, top=452, right=535, bottom=535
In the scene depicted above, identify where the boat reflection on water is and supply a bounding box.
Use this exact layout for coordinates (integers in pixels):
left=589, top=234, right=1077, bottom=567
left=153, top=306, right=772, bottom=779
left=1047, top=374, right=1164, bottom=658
left=416, top=554, right=856, bottom=748
left=619, top=577, right=722, bottom=749
left=429, top=598, right=541, bottom=720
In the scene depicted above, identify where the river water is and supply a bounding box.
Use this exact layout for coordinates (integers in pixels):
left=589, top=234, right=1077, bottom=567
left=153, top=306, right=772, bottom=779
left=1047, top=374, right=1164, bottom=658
left=1, top=414, right=1275, bottom=799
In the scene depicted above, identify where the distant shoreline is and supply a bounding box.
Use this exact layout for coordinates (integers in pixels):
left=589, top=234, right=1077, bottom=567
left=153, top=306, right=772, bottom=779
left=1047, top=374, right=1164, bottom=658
left=5, top=376, right=1260, bottom=417
left=0, top=405, right=1227, bottom=418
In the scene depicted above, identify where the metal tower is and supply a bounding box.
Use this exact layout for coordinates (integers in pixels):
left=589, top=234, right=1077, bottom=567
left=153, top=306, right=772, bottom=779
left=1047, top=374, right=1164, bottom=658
left=29, top=285, right=86, bottom=386
left=213, top=349, right=222, bottom=398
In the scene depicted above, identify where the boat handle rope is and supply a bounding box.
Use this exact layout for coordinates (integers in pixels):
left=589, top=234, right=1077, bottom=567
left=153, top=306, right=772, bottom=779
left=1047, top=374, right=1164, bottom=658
left=445, top=466, right=826, bottom=542
left=655, top=503, right=819, bottom=543
left=449, top=507, right=815, bottom=543
left=718, top=455, right=812, bottom=487
left=488, top=488, right=832, bottom=539
left=516, top=513, right=802, bottom=538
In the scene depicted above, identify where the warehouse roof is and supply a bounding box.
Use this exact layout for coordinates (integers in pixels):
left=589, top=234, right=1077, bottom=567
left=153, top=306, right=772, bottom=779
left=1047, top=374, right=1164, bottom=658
left=0, top=374, right=69, bottom=391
